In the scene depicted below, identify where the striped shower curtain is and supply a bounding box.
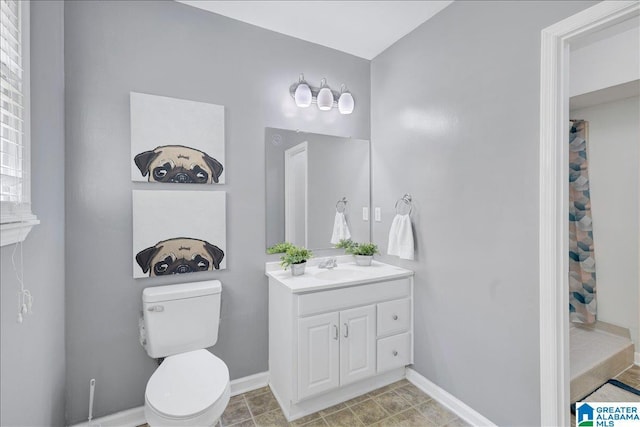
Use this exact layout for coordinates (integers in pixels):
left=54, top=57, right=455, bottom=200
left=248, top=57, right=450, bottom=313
left=569, top=120, right=597, bottom=324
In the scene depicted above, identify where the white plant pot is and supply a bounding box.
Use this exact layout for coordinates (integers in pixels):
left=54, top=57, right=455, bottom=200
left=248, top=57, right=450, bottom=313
left=354, top=255, right=373, bottom=266
left=290, top=262, right=307, bottom=276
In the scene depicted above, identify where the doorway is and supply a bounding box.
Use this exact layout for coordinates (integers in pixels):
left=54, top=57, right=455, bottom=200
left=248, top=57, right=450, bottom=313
left=538, top=2, right=640, bottom=425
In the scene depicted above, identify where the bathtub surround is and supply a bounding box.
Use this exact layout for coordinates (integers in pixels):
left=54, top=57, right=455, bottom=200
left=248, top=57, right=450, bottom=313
left=370, top=1, right=596, bottom=425
left=571, top=95, right=640, bottom=348
left=64, top=1, right=369, bottom=423
left=0, top=1, right=66, bottom=426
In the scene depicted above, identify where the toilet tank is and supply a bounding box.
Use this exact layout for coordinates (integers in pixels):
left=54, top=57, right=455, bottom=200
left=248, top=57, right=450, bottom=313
left=142, top=280, right=222, bottom=358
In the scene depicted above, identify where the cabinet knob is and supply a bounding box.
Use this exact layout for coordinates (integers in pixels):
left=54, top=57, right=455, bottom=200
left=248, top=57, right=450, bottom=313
left=393, top=350, right=398, bottom=356
left=392, top=314, right=398, bottom=320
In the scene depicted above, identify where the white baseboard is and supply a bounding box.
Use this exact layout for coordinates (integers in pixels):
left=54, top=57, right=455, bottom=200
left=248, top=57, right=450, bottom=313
left=68, top=406, right=145, bottom=427
left=68, top=371, right=270, bottom=427
left=231, top=371, right=269, bottom=396
left=635, top=352, right=640, bottom=366
left=406, top=368, right=496, bottom=427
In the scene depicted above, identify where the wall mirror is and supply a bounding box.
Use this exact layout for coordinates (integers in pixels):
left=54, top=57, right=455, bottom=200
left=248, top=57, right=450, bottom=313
left=265, top=127, right=370, bottom=251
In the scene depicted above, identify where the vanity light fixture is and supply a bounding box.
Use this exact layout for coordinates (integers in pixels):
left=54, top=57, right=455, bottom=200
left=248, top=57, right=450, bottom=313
left=316, top=79, right=334, bottom=111
left=289, top=74, right=355, bottom=114
left=293, top=74, right=312, bottom=108
left=338, top=85, right=354, bottom=115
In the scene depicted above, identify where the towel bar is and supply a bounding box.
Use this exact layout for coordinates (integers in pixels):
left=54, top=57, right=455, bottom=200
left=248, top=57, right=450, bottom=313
left=336, top=197, right=348, bottom=213
left=395, top=194, right=412, bottom=215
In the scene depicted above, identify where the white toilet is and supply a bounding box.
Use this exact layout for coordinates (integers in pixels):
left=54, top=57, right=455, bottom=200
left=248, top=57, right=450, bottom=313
left=140, top=280, right=230, bottom=426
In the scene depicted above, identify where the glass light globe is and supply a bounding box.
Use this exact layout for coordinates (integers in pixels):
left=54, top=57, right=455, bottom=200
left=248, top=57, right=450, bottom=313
left=317, top=87, right=334, bottom=111
left=294, top=83, right=312, bottom=108
left=338, top=92, right=354, bottom=114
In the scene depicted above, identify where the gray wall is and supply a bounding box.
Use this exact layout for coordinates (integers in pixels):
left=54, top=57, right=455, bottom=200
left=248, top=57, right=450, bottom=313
left=265, top=128, right=370, bottom=249
left=0, top=1, right=66, bottom=426
left=64, top=1, right=370, bottom=423
left=370, top=1, right=595, bottom=425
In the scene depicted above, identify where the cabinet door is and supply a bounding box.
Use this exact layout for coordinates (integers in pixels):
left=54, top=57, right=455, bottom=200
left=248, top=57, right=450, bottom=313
left=297, top=312, right=340, bottom=400
left=339, top=305, right=376, bottom=386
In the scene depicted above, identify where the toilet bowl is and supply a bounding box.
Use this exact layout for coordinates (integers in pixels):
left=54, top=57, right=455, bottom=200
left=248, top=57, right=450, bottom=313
left=144, top=349, right=230, bottom=426
left=141, top=281, right=229, bottom=426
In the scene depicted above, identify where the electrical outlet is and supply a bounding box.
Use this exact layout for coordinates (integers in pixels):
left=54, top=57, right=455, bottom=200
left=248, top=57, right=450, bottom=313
left=375, top=207, right=381, bottom=222
left=362, top=207, right=369, bottom=221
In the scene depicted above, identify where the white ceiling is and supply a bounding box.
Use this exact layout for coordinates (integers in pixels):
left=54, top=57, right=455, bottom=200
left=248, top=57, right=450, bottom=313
left=177, top=1, right=454, bottom=60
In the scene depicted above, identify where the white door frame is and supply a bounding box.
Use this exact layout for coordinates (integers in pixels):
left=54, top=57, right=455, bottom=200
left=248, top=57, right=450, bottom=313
left=284, top=141, right=309, bottom=246
left=539, top=1, right=640, bottom=425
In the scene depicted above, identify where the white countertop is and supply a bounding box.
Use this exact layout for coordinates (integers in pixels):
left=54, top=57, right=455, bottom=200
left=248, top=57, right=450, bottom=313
left=265, top=257, right=413, bottom=293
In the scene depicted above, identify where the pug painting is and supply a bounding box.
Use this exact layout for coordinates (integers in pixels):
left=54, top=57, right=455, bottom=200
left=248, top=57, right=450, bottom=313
left=134, top=145, right=223, bottom=184
left=136, top=237, right=225, bottom=276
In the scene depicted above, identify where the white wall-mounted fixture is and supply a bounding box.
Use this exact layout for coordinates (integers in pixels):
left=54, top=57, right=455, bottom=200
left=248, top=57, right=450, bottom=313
left=294, top=75, right=312, bottom=108
left=289, top=74, right=355, bottom=114
left=338, top=85, right=355, bottom=115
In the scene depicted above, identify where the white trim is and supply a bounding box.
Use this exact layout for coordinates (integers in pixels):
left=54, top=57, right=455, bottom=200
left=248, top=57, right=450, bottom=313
left=0, top=219, right=39, bottom=247
left=405, top=368, right=496, bottom=427
left=0, top=0, right=38, bottom=243
left=635, top=352, right=640, bottom=366
left=68, top=406, right=145, bottom=427
left=1, top=1, right=34, bottom=223
left=539, top=2, right=640, bottom=426
left=230, top=371, right=270, bottom=396
left=68, top=371, right=270, bottom=427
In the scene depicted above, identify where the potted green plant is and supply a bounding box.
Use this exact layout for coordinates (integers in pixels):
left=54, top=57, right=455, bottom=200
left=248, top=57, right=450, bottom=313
left=334, top=239, right=355, bottom=251
left=280, top=246, right=313, bottom=276
left=346, top=242, right=379, bottom=266
left=267, top=241, right=295, bottom=254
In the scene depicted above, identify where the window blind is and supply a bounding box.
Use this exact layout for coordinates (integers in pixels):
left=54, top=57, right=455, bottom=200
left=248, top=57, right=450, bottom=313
left=0, top=0, right=24, bottom=203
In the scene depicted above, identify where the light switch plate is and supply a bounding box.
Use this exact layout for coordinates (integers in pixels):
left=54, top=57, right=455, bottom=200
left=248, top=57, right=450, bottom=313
left=362, top=207, right=369, bottom=221
left=375, top=207, right=381, bottom=222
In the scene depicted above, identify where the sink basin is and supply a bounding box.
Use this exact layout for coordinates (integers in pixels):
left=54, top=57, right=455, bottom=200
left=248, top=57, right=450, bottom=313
left=266, top=258, right=413, bottom=293
left=312, top=268, right=369, bottom=281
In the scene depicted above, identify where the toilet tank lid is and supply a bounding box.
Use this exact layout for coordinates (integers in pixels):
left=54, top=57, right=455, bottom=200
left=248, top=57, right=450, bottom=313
left=143, top=280, right=221, bottom=303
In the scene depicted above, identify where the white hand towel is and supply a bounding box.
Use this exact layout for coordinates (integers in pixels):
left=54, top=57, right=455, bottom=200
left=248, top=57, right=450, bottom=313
left=330, top=212, right=351, bottom=244
left=387, top=214, right=414, bottom=260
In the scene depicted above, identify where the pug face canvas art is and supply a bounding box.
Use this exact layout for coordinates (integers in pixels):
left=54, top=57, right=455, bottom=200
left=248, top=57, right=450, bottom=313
left=136, top=237, right=225, bottom=276
left=132, top=190, right=227, bottom=278
left=134, top=145, right=223, bottom=184
left=130, top=92, right=225, bottom=184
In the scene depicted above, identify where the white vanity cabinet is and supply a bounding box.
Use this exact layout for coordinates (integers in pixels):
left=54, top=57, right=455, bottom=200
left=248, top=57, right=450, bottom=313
left=298, top=304, right=376, bottom=400
left=267, top=259, right=413, bottom=421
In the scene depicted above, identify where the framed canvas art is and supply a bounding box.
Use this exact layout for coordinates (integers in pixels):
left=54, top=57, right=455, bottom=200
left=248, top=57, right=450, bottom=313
left=130, top=92, right=225, bottom=184
left=132, top=190, right=226, bottom=278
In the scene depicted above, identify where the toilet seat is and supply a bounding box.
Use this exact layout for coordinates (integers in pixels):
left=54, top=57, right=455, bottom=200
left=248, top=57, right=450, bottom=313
left=145, top=349, right=230, bottom=426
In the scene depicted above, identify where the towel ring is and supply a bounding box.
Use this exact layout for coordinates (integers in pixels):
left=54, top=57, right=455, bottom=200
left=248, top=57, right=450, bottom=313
left=336, top=197, right=348, bottom=213
left=395, top=194, right=412, bottom=215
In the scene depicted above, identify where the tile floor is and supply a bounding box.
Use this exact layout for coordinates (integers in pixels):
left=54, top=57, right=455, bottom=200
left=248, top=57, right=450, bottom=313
left=217, top=380, right=469, bottom=427
left=570, top=364, right=640, bottom=426
left=139, top=366, right=640, bottom=426
left=616, top=364, right=640, bottom=389
left=139, top=379, right=470, bottom=427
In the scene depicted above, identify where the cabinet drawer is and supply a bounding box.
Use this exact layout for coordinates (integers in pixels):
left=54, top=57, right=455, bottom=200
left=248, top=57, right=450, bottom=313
left=377, top=333, right=411, bottom=373
left=298, top=278, right=411, bottom=317
left=377, top=298, right=411, bottom=337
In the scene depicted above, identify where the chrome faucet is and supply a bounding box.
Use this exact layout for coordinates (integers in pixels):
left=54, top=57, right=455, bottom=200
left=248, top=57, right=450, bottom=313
left=318, top=257, right=338, bottom=269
